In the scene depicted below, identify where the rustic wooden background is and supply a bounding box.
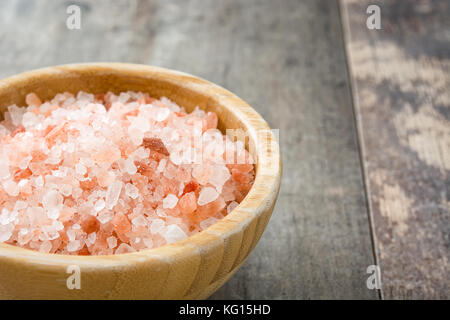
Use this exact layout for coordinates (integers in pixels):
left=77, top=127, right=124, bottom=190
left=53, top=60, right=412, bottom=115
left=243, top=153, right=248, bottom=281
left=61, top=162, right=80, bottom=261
left=0, top=0, right=448, bottom=299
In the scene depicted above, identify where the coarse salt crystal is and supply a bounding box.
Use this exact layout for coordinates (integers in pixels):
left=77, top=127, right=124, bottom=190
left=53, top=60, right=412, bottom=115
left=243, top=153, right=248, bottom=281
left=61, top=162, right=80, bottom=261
left=3, top=180, right=19, bottom=197
left=106, top=180, right=123, bottom=210
left=125, top=183, right=139, bottom=199
left=132, top=215, right=147, bottom=227
left=198, top=187, right=219, bottom=206
left=0, top=158, right=10, bottom=179
left=107, top=236, right=117, bottom=249
left=42, top=190, right=63, bottom=219
left=40, top=241, right=52, bottom=253
left=163, top=224, right=187, bottom=244
left=75, top=163, right=87, bottom=175
left=124, top=158, right=137, bottom=174
left=163, top=194, right=178, bottom=209
left=94, top=199, right=106, bottom=212
left=87, top=232, right=96, bottom=246
left=67, top=240, right=81, bottom=252
left=150, top=219, right=165, bottom=234
left=115, top=243, right=136, bottom=254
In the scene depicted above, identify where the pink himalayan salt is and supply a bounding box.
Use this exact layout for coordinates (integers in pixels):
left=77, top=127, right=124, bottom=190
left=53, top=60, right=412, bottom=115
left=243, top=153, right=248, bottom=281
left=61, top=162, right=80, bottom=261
left=0, top=91, right=255, bottom=255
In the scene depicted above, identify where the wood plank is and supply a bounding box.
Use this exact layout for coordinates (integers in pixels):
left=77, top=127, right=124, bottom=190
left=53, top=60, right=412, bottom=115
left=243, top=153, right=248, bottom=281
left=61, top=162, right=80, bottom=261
left=340, top=0, right=450, bottom=299
left=0, top=0, right=378, bottom=299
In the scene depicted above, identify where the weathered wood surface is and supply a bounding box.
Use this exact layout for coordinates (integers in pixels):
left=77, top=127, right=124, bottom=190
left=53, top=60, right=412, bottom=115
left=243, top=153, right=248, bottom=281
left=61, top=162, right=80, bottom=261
left=0, top=0, right=378, bottom=299
left=341, top=0, right=449, bottom=299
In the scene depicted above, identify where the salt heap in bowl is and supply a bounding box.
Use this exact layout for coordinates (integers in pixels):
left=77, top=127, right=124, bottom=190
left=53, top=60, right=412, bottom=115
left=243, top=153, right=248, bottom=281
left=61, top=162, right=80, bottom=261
left=0, top=91, right=255, bottom=255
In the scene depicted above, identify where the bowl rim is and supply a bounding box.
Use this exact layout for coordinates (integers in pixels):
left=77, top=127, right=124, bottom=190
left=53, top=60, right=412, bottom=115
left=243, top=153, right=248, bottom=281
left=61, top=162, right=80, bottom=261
left=0, top=63, right=281, bottom=268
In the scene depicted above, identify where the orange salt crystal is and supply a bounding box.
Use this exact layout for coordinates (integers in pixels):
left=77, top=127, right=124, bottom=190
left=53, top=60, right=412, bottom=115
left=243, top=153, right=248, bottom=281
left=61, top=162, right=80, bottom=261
left=111, top=214, right=132, bottom=235
left=25, top=92, right=42, bottom=107
left=196, top=197, right=226, bottom=221
left=179, top=192, right=197, bottom=215
left=81, top=215, right=100, bottom=234
left=182, top=180, right=198, bottom=195
left=92, top=146, right=121, bottom=164
left=142, top=137, right=170, bottom=156
left=231, top=169, right=251, bottom=184
left=14, top=168, right=32, bottom=181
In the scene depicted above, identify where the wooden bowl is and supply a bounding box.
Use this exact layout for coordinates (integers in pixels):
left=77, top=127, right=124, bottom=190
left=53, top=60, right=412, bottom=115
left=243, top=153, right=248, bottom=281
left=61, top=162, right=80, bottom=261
left=0, top=63, right=281, bottom=299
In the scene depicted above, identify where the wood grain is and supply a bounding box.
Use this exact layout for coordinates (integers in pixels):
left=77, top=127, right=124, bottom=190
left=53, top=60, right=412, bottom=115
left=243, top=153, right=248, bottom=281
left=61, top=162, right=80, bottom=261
left=0, top=0, right=378, bottom=299
left=341, top=0, right=450, bottom=299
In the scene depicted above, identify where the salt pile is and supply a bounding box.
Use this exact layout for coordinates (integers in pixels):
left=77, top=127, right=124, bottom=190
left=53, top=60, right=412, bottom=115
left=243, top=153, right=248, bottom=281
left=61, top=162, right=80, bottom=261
left=0, top=91, right=254, bottom=255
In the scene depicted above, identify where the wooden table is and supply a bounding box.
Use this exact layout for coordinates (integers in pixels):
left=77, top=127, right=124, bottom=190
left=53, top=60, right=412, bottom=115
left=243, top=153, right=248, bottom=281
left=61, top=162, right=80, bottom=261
left=0, top=0, right=448, bottom=299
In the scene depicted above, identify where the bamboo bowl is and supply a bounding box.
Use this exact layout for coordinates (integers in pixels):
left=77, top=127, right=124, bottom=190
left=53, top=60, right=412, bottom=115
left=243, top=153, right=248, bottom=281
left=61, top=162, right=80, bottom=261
left=0, top=63, right=281, bottom=299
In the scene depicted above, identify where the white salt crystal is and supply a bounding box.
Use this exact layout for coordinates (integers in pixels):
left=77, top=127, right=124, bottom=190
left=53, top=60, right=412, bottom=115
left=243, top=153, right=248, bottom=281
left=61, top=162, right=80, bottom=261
left=0, top=224, right=14, bottom=242
left=94, top=199, right=106, bottom=212
left=34, top=176, right=44, bottom=187
left=18, top=179, right=29, bottom=188
left=3, top=180, right=19, bottom=197
left=156, top=207, right=167, bottom=218
left=150, top=219, right=165, bottom=234
left=124, top=158, right=137, bottom=175
left=59, top=184, right=72, bottom=197
left=198, top=187, right=219, bottom=206
left=67, top=229, right=76, bottom=242
left=14, top=200, right=28, bottom=211
left=106, top=180, right=123, bottom=209
left=132, top=215, right=147, bottom=227
left=125, top=183, right=139, bottom=199
left=107, top=236, right=117, bottom=249
left=97, top=211, right=113, bottom=224
left=39, top=241, right=52, bottom=253
left=87, top=232, right=96, bottom=246
left=118, top=92, right=131, bottom=103
left=128, top=127, right=144, bottom=146
left=155, top=107, right=170, bottom=122
left=163, top=194, right=178, bottom=209
left=200, top=217, right=219, bottom=230
left=143, top=237, right=153, bottom=248
left=157, top=158, right=166, bottom=173
left=80, top=157, right=94, bottom=167
left=130, top=116, right=150, bottom=133
left=67, top=240, right=81, bottom=252
left=163, top=224, right=187, bottom=244
left=8, top=105, right=25, bottom=126
left=0, top=208, right=17, bottom=225
left=75, top=163, right=87, bottom=175
left=131, top=147, right=149, bottom=161
left=42, top=190, right=63, bottom=219
left=0, top=158, right=10, bottom=179
left=227, top=201, right=239, bottom=214
left=72, top=187, right=83, bottom=199
left=72, top=223, right=81, bottom=230
left=52, top=220, right=64, bottom=231
left=208, top=165, right=231, bottom=191
left=115, top=243, right=136, bottom=254
left=27, top=206, right=45, bottom=223
left=18, top=155, right=32, bottom=170
left=22, top=112, right=39, bottom=128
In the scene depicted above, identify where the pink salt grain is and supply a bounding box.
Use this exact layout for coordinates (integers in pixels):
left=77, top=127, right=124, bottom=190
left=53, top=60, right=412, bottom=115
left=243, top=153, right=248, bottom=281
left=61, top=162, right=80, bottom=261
left=0, top=91, right=255, bottom=255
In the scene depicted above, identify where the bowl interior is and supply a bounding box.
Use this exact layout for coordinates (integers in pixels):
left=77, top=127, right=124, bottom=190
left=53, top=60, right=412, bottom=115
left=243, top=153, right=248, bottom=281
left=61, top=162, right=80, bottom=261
left=0, top=63, right=276, bottom=258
